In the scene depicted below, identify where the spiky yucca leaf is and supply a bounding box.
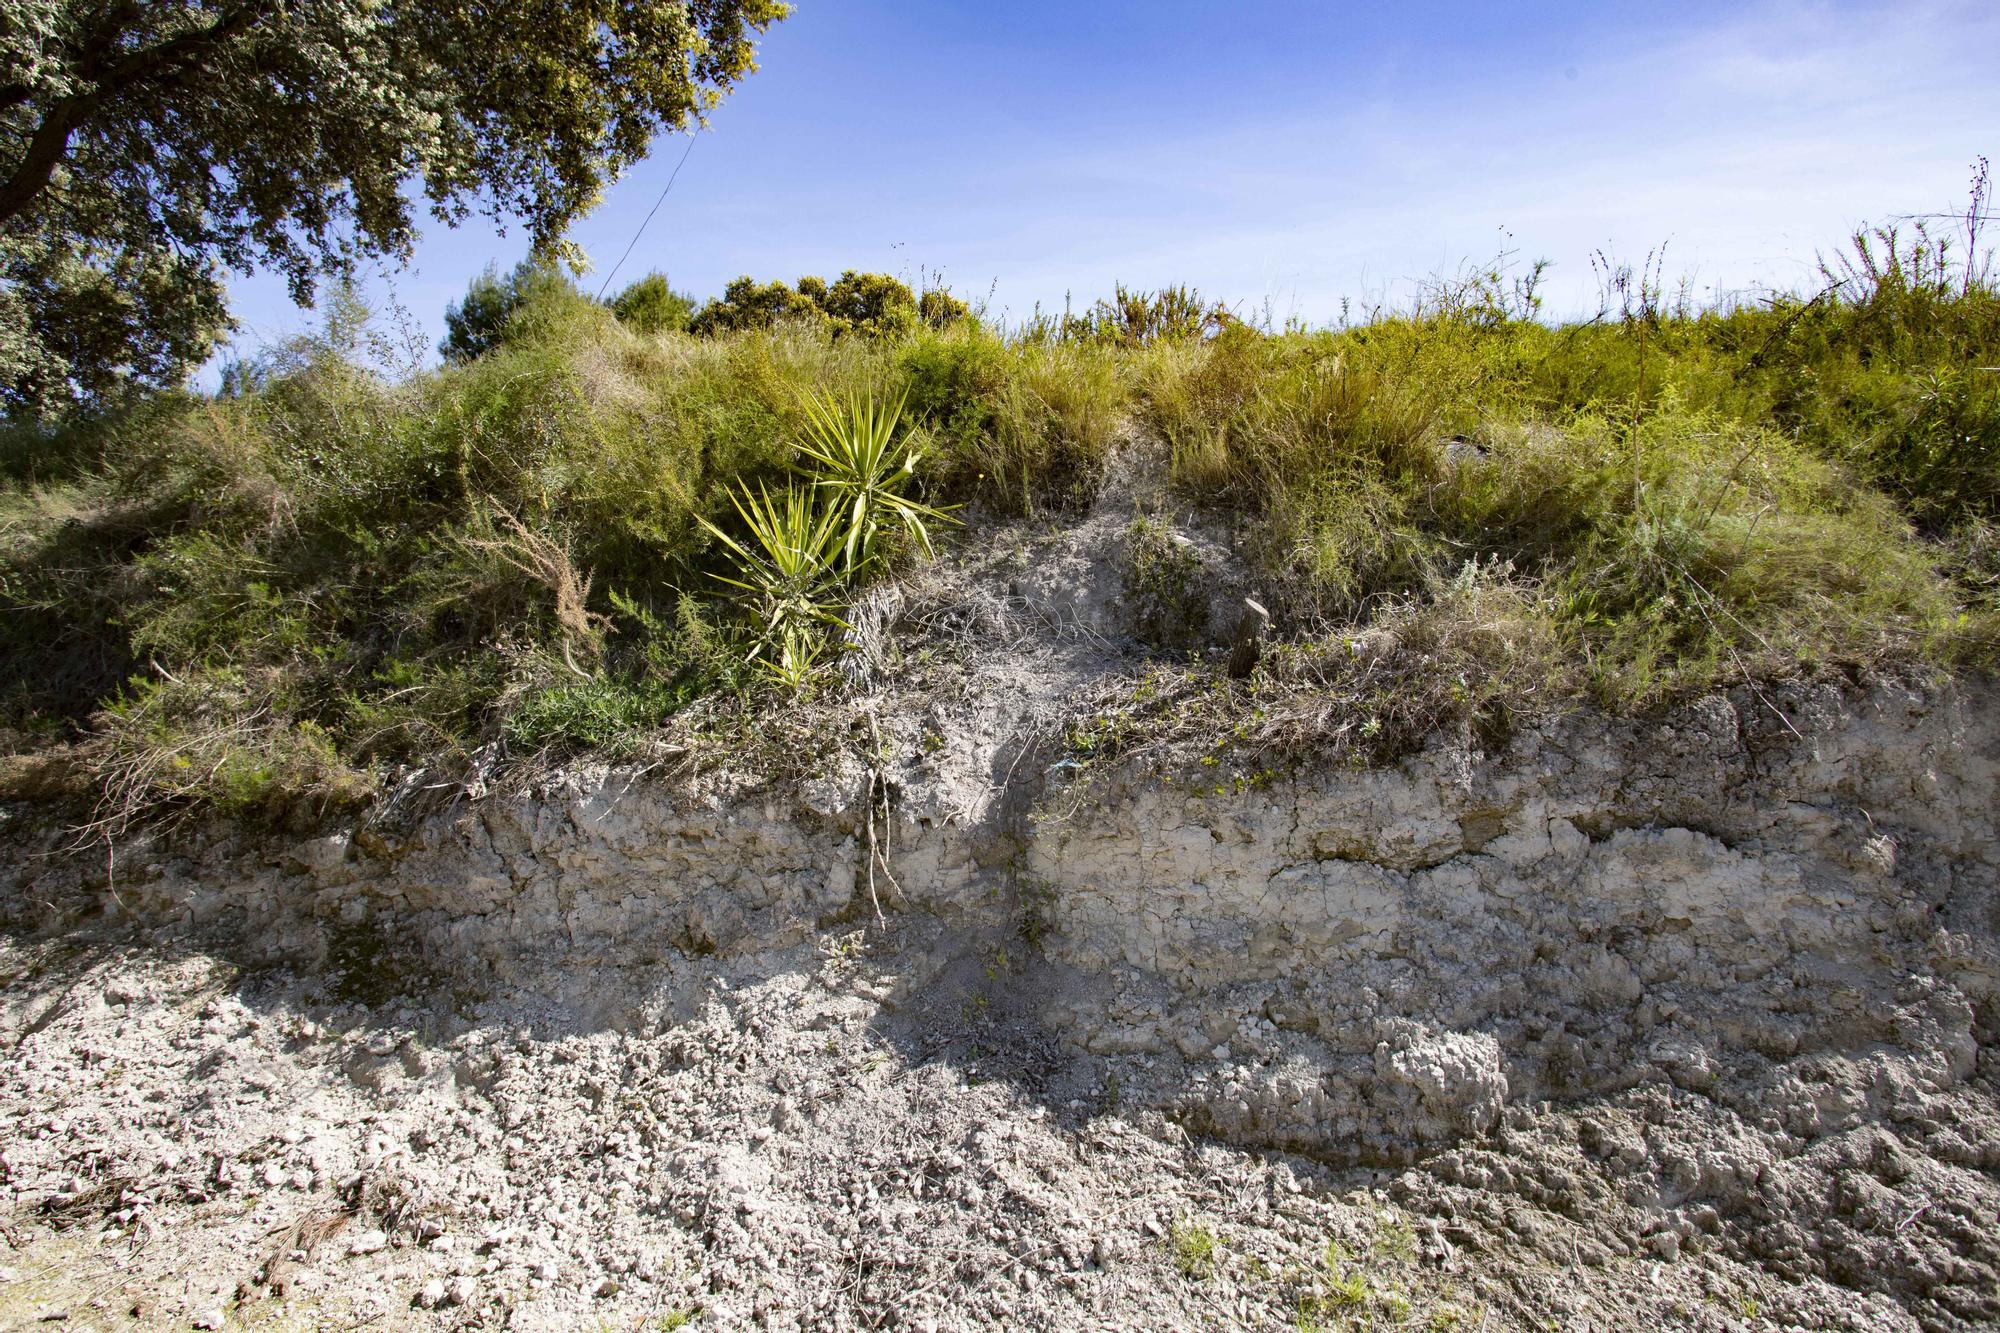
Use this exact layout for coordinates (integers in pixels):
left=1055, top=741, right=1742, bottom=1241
left=795, top=389, right=958, bottom=571
left=695, top=482, right=852, bottom=663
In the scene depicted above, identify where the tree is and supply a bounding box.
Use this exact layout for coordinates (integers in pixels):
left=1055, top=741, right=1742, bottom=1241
left=609, top=272, right=697, bottom=336
left=0, top=0, right=790, bottom=418
left=689, top=270, right=968, bottom=338
left=690, top=275, right=824, bottom=336
left=440, top=261, right=581, bottom=364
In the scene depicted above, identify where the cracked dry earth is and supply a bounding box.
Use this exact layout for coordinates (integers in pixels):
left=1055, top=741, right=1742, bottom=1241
left=2, top=917, right=1996, bottom=1333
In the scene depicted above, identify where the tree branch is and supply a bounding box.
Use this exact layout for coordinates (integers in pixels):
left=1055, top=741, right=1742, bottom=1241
left=0, top=100, right=87, bottom=226
left=0, top=1, right=274, bottom=228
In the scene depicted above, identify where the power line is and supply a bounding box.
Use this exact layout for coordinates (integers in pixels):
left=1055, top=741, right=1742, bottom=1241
left=595, top=131, right=698, bottom=300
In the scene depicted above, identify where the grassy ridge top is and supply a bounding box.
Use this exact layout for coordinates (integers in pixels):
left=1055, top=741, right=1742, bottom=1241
left=3, top=232, right=1997, bottom=828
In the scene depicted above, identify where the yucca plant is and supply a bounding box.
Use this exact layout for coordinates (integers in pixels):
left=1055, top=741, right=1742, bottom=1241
left=796, top=388, right=957, bottom=572
left=696, top=481, right=852, bottom=681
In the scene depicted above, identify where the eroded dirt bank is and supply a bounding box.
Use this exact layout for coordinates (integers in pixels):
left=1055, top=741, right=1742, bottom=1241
left=2, top=679, right=1997, bottom=1330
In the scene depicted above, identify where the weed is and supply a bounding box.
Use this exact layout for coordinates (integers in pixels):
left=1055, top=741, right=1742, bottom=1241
left=1168, top=1219, right=1222, bottom=1281
left=1373, top=1212, right=1418, bottom=1264
left=1123, top=516, right=1211, bottom=652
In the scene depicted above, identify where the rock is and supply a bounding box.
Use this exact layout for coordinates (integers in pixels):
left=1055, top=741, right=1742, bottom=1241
left=346, top=1229, right=389, bottom=1256
left=414, top=1279, right=447, bottom=1309
left=1226, top=597, right=1269, bottom=679
left=445, top=1276, right=476, bottom=1307
left=1440, top=434, right=1491, bottom=469
left=1374, top=1024, right=1510, bottom=1139
left=285, top=831, right=352, bottom=877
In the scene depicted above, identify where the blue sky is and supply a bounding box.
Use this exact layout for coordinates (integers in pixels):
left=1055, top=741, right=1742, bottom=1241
left=220, top=0, right=2000, bottom=363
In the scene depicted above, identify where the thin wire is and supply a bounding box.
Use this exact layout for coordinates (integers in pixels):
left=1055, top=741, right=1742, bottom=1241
left=1891, top=211, right=1999, bottom=223
left=595, top=132, right=698, bottom=299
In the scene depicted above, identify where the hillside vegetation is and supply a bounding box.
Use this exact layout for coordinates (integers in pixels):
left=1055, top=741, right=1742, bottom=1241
left=2, top=226, right=1997, bottom=828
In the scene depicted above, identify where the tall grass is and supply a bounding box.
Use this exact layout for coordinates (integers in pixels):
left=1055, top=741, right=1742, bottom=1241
left=0, top=215, right=1993, bottom=822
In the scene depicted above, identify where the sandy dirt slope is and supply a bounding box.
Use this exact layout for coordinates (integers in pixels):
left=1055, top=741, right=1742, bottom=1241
left=2, top=917, right=1994, bottom=1333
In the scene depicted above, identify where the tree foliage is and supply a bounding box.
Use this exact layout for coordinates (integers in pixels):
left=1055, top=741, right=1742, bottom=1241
left=609, top=272, right=697, bottom=336
left=691, top=270, right=968, bottom=339
left=440, top=261, right=582, bottom=364
left=0, top=0, right=790, bottom=417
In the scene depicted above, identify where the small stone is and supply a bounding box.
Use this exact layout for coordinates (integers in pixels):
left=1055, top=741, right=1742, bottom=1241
left=346, top=1229, right=389, bottom=1256
left=1226, top=597, right=1270, bottom=678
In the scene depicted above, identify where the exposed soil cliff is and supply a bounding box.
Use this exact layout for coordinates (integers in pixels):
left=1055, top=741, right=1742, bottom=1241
left=3, top=668, right=1996, bottom=1332
left=4, top=461, right=1999, bottom=1331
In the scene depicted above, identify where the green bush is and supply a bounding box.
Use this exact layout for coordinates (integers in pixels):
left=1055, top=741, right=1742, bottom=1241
left=689, top=276, right=824, bottom=336
left=1064, top=283, right=1231, bottom=346
left=505, top=674, right=698, bottom=753
left=609, top=272, right=697, bottom=335
left=440, top=261, right=594, bottom=363
left=690, top=270, right=967, bottom=339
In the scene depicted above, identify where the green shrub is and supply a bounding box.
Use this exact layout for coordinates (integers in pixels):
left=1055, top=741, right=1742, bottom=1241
left=817, top=271, right=919, bottom=338
left=505, top=674, right=698, bottom=754
left=896, top=324, right=1016, bottom=490
left=689, top=276, right=824, bottom=336
left=609, top=273, right=697, bottom=335
left=917, top=286, right=971, bottom=329
left=1065, top=283, right=1232, bottom=346
left=984, top=340, right=1127, bottom=515
left=1123, top=516, right=1209, bottom=652
left=440, top=261, right=593, bottom=363
left=93, top=674, right=375, bottom=827
left=692, top=270, right=968, bottom=340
